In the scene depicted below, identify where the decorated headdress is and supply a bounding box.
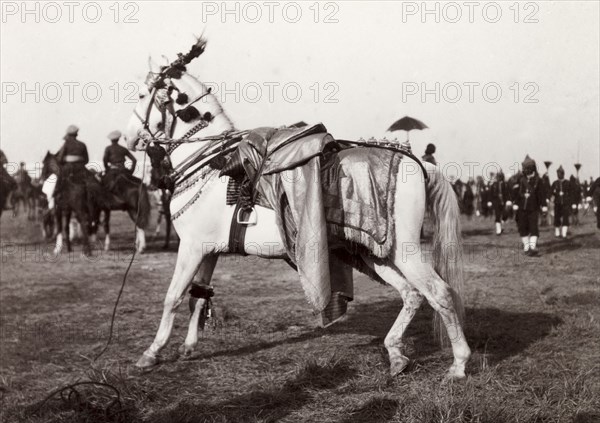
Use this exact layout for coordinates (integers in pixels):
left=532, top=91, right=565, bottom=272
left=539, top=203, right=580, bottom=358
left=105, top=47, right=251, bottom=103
left=145, top=37, right=208, bottom=90
left=522, top=154, right=537, bottom=173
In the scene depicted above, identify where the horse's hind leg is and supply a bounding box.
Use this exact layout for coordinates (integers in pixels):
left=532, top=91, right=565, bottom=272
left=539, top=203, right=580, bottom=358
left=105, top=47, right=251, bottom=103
left=394, top=250, right=471, bottom=379
left=363, top=258, right=424, bottom=376
left=180, top=254, right=219, bottom=358
left=136, top=241, right=205, bottom=369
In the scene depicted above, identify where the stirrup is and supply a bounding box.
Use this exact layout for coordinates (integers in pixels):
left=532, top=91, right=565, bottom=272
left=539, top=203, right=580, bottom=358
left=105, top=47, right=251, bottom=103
left=237, top=207, right=257, bottom=225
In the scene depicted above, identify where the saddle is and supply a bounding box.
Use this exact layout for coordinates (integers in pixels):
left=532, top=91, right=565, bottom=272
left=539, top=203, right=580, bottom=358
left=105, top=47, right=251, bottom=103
left=220, top=123, right=338, bottom=211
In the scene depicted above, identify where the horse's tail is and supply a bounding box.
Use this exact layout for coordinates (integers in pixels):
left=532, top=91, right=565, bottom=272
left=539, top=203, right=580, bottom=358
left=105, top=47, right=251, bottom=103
left=134, top=185, right=151, bottom=229
left=424, top=163, right=465, bottom=344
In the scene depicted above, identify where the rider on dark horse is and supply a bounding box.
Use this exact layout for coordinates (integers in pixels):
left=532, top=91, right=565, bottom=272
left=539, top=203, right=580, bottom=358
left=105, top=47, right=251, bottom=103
left=56, top=125, right=90, bottom=182
left=0, top=149, right=17, bottom=213
left=102, top=130, right=140, bottom=191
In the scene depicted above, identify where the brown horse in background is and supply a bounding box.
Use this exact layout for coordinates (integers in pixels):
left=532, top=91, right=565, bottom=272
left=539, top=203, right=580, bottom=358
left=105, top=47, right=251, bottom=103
left=0, top=168, right=17, bottom=218
left=11, top=166, right=37, bottom=219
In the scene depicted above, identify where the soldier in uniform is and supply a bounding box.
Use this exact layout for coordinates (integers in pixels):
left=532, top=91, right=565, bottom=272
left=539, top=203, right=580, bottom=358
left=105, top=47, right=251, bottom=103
left=586, top=177, right=600, bottom=230
left=550, top=166, right=571, bottom=238
left=422, top=143, right=437, bottom=165
left=102, top=130, right=138, bottom=191
left=56, top=125, right=89, bottom=180
left=569, top=175, right=582, bottom=225
left=103, top=130, right=137, bottom=173
left=512, top=155, right=547, bottom=256
left=490, top=170, right=510, bottom=235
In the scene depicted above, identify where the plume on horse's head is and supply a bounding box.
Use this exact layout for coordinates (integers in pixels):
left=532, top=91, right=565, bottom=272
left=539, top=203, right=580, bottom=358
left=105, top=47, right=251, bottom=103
left=145, top=36, right=208, bottom=90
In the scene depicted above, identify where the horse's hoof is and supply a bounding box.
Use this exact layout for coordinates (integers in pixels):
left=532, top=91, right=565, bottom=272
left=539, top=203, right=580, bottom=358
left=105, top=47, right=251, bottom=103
left=445, top=365, right=467, bottom=381
left=136, top=352, right=159, bottom=369
left=178, top=343, right=196, bottom=359
left=390, top=355, right=411, bottom=377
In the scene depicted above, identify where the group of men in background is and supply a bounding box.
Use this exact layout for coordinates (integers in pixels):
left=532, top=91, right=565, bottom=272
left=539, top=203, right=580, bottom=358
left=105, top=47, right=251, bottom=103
left=477, top=155, right=600, bottom=256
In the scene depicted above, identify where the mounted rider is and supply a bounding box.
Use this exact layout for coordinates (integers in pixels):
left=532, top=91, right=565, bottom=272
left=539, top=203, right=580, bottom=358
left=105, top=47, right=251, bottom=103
left=15, top=161, right=32, bottom=185
left=0, top=149, right=17, bottom=208
left=56, top=125, right=89, bottom=180
left=102, top=130, right=139, bottom=191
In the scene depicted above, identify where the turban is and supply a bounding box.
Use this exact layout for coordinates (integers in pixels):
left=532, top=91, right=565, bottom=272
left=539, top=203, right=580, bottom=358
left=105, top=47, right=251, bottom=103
left=66, top=125, right=79, bottom=135
left=107, top=130, right=122, bottom=141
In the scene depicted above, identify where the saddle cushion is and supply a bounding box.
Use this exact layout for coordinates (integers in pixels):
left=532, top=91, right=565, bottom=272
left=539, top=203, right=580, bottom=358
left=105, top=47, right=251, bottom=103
left=220, top=123, right=336, bottom=179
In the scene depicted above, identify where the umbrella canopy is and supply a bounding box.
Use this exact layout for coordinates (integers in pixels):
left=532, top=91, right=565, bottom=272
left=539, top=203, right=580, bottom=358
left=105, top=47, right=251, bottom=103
left=387, top=116, right=428, bottom=132
left=544, top=161, right=552, bottom=170
left=387, top=116, right=428, bottom=141
left=574, top=163, right=582, bottom=171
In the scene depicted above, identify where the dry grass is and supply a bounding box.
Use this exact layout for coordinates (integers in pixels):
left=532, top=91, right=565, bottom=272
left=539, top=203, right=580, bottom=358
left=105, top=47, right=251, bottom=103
left=1, top=210, right=599, bottom=422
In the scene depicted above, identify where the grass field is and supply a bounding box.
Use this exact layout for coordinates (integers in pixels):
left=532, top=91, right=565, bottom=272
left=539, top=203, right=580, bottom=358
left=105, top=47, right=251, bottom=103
left=1, top=208, right=599, bottom=423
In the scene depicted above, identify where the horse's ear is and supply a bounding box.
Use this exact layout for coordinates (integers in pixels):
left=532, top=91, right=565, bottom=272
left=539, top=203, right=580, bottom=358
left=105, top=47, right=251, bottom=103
left=148, top=56, right=161, bottom=74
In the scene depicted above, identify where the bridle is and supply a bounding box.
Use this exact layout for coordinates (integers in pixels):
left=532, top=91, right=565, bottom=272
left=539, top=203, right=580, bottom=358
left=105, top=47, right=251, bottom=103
left=133, top=83, right=215, bottom=151
left=133, top=81, right=243, bottom=189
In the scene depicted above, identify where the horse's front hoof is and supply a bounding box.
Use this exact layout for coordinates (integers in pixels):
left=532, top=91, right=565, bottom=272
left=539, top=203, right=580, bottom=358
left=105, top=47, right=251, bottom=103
left=136, top=352, right=159, bottom=369
left=389, top=355, right=411, bottom=377
left=178, top=343, right=196, bottom=360
left=445, top=364, right=467, bottom=381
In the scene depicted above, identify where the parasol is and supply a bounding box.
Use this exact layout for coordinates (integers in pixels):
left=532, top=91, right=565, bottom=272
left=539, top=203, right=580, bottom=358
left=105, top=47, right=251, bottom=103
left=387, top=116, right=428, bottom=141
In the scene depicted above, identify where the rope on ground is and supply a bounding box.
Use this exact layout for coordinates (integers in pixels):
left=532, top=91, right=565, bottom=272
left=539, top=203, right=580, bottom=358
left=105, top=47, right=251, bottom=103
left=94, top=151, right=147, bottom=361
left=31, top=381, right=126, bottom=421
left=32, top=153, right=148, bottom=421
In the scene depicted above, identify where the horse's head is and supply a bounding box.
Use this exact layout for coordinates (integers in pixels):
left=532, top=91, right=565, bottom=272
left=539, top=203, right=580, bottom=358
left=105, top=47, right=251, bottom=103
left=124, top=37, right=233, bottom=153
left=146, top=143, right=174, bottom=191
left=41, top=151, right=60, bottom=180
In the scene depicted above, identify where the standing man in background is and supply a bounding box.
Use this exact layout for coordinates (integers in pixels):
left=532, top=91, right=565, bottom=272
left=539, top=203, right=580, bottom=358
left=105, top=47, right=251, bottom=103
left=550, top=166, right=571, bottom=238
left=513, top=155, right=547, bottom=256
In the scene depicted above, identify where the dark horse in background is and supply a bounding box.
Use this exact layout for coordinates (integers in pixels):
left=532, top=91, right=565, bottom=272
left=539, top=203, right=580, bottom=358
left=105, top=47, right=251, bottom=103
left=41, top=152, right=151, bottom=254
left=96, top=168, right=152, bottom=252
left=0, top=168, right=17, bottom=218
left=11, top=166, right=38, bottom=220
left=41, top=152, right=99, bottom=255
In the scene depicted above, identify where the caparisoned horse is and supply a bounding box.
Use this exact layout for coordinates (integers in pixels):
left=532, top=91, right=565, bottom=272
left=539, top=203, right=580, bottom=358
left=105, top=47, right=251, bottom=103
left=124, top=41, right=471, bottom=379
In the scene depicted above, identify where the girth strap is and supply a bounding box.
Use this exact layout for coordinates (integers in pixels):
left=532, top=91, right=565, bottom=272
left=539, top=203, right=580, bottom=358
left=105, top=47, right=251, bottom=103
left=228, top=200, right=250, bottom=255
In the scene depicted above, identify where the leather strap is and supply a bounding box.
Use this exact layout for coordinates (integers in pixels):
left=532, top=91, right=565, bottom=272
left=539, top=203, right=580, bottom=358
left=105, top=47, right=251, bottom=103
left=228, top=200, right=249, bottom=255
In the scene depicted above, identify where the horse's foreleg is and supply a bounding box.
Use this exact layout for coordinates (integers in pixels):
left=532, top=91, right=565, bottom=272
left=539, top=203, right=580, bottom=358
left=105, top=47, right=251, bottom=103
left=103, top=210, right=111, bottom=252
left=54, top=211, right=64, bottom=255
left=180, top=254, right=219, bottom=358
left=136, top=242, right=205, bottom=369
left=135, top=227, right=146, bottom=253
left=64, top=210, right=72, bottom=253
left=79, top=213, right=91, bottom=256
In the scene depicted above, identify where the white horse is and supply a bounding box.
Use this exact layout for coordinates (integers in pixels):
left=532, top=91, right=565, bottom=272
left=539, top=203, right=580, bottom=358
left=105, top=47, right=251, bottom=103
left=124, top=62, right=471, bottom=379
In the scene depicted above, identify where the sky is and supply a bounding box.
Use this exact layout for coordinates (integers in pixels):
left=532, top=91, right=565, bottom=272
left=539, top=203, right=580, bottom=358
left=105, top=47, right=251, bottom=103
left=1, top=1, right=599, bottom=181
